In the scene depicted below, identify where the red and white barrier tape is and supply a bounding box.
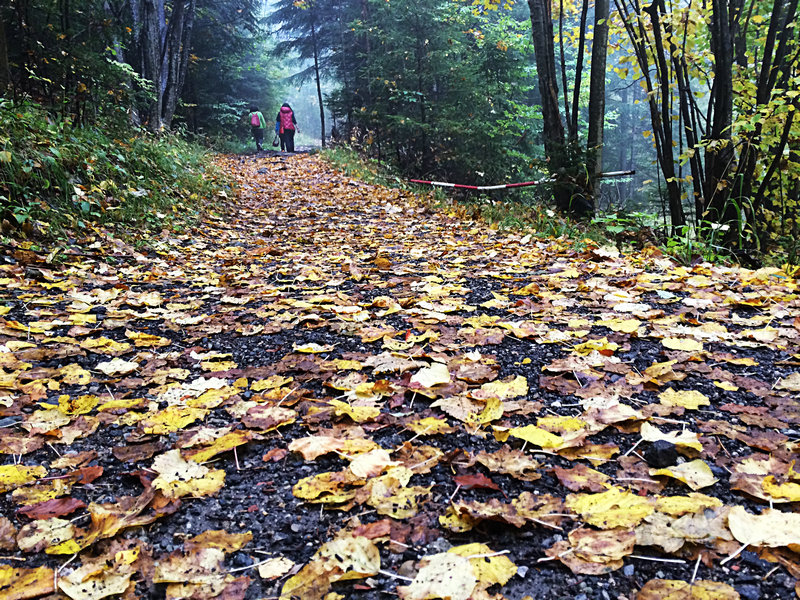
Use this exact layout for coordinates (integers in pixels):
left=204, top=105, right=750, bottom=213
left=409, top=170, right=634, bottom=191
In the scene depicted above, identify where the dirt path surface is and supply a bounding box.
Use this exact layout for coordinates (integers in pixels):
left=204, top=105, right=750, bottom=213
left=1, top=153, right=800, bottom=600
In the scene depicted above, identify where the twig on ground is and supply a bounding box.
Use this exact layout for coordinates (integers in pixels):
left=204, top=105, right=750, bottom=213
left=378, top=569, right=414, bottom=582
left=691, top=554, right=702, bottom=583
left=464, top=549, right=510, bottom=560
left=720, top=543, right=748, bottom=566
left=629, top=555, right=686, bottom=564
left=55, top=552, right=79, bottom=591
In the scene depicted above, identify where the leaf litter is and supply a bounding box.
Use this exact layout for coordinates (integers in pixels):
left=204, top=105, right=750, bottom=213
left=1, top=153, right=799, bottom=599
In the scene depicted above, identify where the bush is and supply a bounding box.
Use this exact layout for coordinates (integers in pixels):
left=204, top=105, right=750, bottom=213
left=0, top=98, right=230, bottom=239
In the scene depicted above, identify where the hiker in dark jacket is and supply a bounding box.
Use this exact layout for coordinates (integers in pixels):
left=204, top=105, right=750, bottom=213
left=248, top=106, right=266, bottom=152
left=276, top=103, right=298, bottom=153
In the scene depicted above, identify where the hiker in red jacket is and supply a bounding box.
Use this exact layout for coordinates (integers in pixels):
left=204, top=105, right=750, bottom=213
left=276, top=103, right=298, bottom=153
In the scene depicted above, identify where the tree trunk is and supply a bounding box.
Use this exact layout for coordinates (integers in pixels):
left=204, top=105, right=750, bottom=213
left=142, top=0, right=163, bottom=131
left=528, top=0, right=571, bottom=210
left=703, top=0, right=736, bottom=227
left=615, top=0, right=684, bottom=229
left=586, top=0, right=608, bottom=202
left=569, top=0, right=589, bottom=142
left=0, top=21, right=9, bottom=91
left=161, top=0, right=196, bottom=129
left=311, top=18, right=326, bottom=148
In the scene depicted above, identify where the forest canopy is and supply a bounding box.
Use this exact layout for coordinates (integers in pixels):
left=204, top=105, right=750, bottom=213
left=1, top=0, right=799, bottom=260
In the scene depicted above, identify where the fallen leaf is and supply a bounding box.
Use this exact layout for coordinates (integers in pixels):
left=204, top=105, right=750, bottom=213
left=727, top=506, right=800, bottom=548
left=397, top=553, right=477, bottom=600
left=0, top=565, right=55, bottom=600
left=636, top=579, right=739, bottom=599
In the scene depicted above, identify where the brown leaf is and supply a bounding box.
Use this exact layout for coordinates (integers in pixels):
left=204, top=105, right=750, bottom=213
left=17, top=497, right=87, bottom=520
left=453, top=473, right=501, bottom=492
left=553, top=464, right=610, bottom=492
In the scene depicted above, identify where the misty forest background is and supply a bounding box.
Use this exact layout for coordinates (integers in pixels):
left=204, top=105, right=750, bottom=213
left=1, top=0, right=799, bottom=263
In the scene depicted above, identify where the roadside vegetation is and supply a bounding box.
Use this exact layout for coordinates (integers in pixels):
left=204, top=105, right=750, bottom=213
left=0, top=100, right=230, bottom=244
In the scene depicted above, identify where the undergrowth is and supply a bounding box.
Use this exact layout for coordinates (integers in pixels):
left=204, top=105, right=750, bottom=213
left=0, top=98, right=231, bottom=243
left=319, top=145, right=798, bottom=271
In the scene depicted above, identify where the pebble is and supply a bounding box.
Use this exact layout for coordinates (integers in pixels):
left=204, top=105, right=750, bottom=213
left=232, top=553, right=252, bottom=568
left=735, top=583, right=761, bottom=600
left=623, top=564, right=635, bottom=577
left=644, top=440, right=678, bottom=468
left=517, top=565, right=528, bottom=578
left=575, top=595, right=588, bottom=600
left=741, top=551, right=770, bottom=569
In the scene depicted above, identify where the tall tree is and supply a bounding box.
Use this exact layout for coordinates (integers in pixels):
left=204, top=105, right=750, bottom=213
left=270, top=0, right=336, bottom=147
left=586, top=0, right=608, bottom=188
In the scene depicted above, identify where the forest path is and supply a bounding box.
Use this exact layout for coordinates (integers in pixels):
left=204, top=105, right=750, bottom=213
left=0, top=153, right=798, bottom=600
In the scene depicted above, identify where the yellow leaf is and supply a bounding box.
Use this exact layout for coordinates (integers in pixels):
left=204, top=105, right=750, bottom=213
left=0, top=565, right=55, bottom=600
left=281, top=536, right=379, bottom=599
left=572, top=337, right=619, bottom=356
left=258, top=557, right=295, bottom=580
left=95, top=358, right=139, bottom=377
left=655, top=493, right=722, bottom=516
left=448, top=543, right=517, bottom=587
left=472, top=375, right=528, bottom=400
left=125, top=330, right=172, bottom=347
left=637, top=579, right=739, bottom=599
left=293, top=470, right=365, bottom=504
left=728, top=506, right=800, bottom=547
left=184, top=430, right=254, bottom=463
left=397, top=553, right=477, bottom=600
left=640, top=421, right=702, bottom=453
left=348, top=449, right=399, bottom=478
left=410, top=362, right=451, bottom=387
left=17, top=518, right=76, bottom=552
left=775, top=372, right=800, bottom=392
left=762, top=475, right=800, bottom=501
left=59, top=561, right=133, bottom=600
left=566, top=487, right=654, bottom=529
left=363, top=477, right=430, bottom=519
left=658, top=388, right=710, bottom=410
left=185, top=530, right=253, bottom=553
left=0, top=465, right=47, bottom=493
left=58, top=394, right=99, bottom=416
left=329, top=399, right=381, bottom=423
left=154, top=547, right=225, bottom=585
left=662, top=337, right=703, bottom=352
left=315, top=536, right=380, bottom=581
left=596, top=318, right=641, bottom=333
left=713, top=381, right=738, bottom=391
left=141, top=406, right=208, bottom=435
left=293, top=342, right=335, bottom=353
left=151, top=450, right=225, bottom=499
left=651, top=460, right=718, bottom=491
left=59, top=363, right=92, bottom=385
left=537, top=415, right=587, bottom=433
left=251, top=375, right=294, bottom=392
left=80, top=337, right=132, bottom=355
left=508, top=425, right=564, bottom=449
left=405, top=416, right=456, bottom=435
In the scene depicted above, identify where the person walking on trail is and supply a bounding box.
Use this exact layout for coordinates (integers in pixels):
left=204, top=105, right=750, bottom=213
left=248, top=106, right=267, bottom=152
left=276, top=103, right=298, bottom=153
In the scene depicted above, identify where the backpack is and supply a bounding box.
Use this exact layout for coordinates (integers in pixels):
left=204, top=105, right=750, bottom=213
left=279, top=108, right=294, bottom=131
left=250, top=112, right=260, bottom=127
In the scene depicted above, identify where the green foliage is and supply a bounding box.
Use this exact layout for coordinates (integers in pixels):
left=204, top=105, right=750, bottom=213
left=0, top=99, right=229, bottom=238
left=319, top=0, right=540, bottom=185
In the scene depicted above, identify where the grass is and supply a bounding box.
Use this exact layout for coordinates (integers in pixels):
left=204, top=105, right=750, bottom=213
left=0, top=98, right=232, bottom=244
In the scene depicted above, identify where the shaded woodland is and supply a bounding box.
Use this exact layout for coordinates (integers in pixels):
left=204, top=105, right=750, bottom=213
left=2, top=0, right=799, bottom=258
